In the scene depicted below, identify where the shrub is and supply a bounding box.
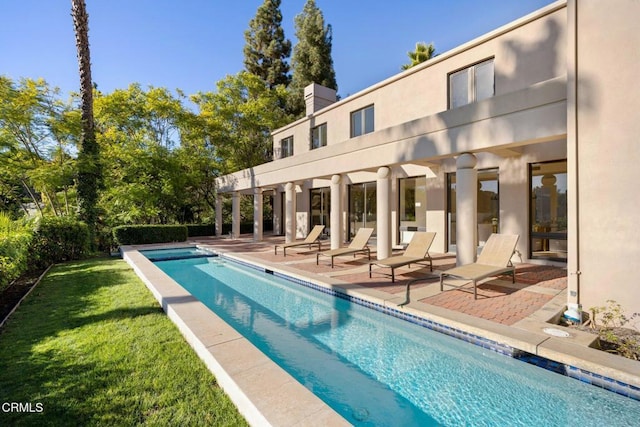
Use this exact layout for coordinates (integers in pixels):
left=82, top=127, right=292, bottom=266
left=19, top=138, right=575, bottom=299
left=0, top=213, right=34, bottom=291
left=186, top=224, right=215, bottom=237
left=0, top=232, right=33, bottom=291
left=30, top=217, right=90, bottom=269
left=112, top=225, right=187, bottom=246
left=221, top=223, right=259, bottom=236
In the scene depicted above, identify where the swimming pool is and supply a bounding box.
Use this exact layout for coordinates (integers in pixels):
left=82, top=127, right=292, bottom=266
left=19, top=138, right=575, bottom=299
left=145, top=252, right=640, bottom=426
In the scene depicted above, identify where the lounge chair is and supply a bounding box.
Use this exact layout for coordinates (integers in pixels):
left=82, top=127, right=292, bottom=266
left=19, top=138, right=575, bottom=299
left=275, top=225, right=325, bottom=256
left=368, top=232, right=436, bottom=282
left=440, top=233, right=519, bottom=299
left=316, top=228, right=374, bottom=267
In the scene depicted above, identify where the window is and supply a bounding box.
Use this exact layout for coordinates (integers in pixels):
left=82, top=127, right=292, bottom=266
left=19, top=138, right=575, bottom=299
left=311, top=123, right=327, bottom=149
left=449, top=58, right=494, bottom=109
left=399, top=177, right=427, bottom=244
left=447, top=168, right=499, bottom=250
left=280, top=136, right=293, bottom=158
left=349, top=182, right=376, bottom=238
left=350, top=105, right=374, bottom=137
left=530, top=160, right=567, bottom=261
left=310, top=188, right=330, bottom=230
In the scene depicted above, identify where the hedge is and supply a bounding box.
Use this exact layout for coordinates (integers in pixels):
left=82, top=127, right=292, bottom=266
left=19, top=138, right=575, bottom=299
left=30, top=216, right=90, bottom=269
left=113, top=225, right=188, bottom=246
left=186, top=224, right=215, bottom=237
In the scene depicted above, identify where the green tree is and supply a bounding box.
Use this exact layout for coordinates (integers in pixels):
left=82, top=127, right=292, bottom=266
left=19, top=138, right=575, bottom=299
left=192, top=71, right=291, bottom=172
left=71, top=0, right=101, bottom=242
left=288, top=0, right=337, bottom=117
left=401, top=42, right=436, bottom=70
left=243, top=0, right=292, bottom=89
left=0, top=77, right=78, bottom=217
left=94, top=85, right=207, bottom=226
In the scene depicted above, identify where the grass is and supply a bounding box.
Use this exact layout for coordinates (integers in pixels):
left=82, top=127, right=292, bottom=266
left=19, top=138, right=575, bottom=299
left=0, top=258, right=248, bottom=426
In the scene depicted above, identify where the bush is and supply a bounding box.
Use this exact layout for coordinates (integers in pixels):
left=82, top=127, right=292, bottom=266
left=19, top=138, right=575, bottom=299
left=186, top=224, right=215, bottom=237
left=112, top=225, right=187, bottom=246
left=0, top=213, right=34, bottom=290
left=221, top=222, right=267, bottom=235
left=30, top=217, right=90, bottom=269
left=0, top=232, right=33, bottom=291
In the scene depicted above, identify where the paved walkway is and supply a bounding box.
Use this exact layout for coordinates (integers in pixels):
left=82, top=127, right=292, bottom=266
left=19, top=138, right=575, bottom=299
left=191, top=234, right=568, bottom=326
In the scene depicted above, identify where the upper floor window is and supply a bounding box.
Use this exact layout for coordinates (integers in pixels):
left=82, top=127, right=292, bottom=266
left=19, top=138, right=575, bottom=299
left=311, top=123, right=327, bottom=149
left=280, top=136, right=293, bottom=158
left=351, top=105, right=374, bottom=137
left=449, top=58, right=494, bottom=109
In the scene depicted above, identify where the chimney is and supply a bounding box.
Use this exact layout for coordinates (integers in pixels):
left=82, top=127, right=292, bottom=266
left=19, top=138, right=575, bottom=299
left=304, top=83, right=337, bottom=116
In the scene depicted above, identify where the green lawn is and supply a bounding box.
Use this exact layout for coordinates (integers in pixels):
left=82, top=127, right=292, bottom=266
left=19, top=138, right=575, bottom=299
left=0, top=258, right=248, bottom=426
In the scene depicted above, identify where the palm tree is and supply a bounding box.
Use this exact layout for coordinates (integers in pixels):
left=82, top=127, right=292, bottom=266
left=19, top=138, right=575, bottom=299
left=71, top=0, right=100, bottom=243
left=402, top=42, right=436, bottom=70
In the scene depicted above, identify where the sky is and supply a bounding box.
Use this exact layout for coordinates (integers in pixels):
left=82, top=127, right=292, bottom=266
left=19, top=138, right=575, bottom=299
left=1, top=0, right=555, bottom=103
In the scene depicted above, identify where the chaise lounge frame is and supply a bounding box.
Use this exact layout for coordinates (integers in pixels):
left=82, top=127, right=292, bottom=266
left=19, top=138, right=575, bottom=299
left=274, top=225, right=325, bottom=256
left=439, top=233, right=519, bottom=299
left=368, top=232, right=437, bottom=282
left=316, top=228, right=374, bottom=268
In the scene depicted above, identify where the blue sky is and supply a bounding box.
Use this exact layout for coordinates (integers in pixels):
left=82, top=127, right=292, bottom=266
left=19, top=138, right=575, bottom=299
left=1, top=0, right=555, bottom=101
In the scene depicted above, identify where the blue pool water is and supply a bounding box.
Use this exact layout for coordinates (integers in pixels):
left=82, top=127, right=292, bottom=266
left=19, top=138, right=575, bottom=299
left=139, top=247, right=214, bottom=261
left=152, top=255, right=640, bottom=426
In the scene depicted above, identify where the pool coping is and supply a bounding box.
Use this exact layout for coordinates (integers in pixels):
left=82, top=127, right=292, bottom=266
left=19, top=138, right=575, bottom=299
left=122, top=243, right=640, bottom=425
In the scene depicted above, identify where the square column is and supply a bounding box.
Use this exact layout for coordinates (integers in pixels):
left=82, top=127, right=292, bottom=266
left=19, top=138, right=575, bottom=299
left=376, top=167, right=392, bottom=259
left=330, top=175, right=343, bottom=249
left=253, top=187, right=263, bottom=242
left=285, top=182, right=296, bottom=243
left=215, top=194, right=223, bottom=237
left=231, top=192, right=240, bottom=239
left=456, top=153, right=478, bottom=265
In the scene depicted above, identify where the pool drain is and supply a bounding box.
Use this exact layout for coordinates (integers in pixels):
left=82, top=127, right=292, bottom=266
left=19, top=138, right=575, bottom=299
left=542, top=327, right=571, bottom=338
left=352, top=407, right=370, bottom=421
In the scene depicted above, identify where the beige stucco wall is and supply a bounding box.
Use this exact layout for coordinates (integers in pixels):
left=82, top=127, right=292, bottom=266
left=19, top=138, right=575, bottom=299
left=272, top=2, right=566, bottom=159
left=569, top=0, right=640, bottom=317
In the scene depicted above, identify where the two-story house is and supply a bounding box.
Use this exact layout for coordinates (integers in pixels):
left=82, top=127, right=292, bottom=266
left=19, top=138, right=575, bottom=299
left=215, top=0, right=640, bottom=317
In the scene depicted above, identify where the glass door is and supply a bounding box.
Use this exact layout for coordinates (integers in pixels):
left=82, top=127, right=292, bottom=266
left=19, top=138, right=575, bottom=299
left=530, top=160, right=567, bottom=260
left=349, top=182, right=376, bottom=238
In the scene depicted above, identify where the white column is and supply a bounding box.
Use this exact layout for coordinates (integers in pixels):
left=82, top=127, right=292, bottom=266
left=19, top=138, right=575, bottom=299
left=330, top=175, right=342, bottom=249
left=231, top=192, right=241, bottom=239
left=456, top=153, right=478, bottom=265
left=215, top=194, right=223, bottom=237
left=376, top=166, right=391, bottom=259
left=285, top=182, right=296, bottom=243
left=253, top=187, right=263, bottom=241
left=273, top=191, right=282, bottom=235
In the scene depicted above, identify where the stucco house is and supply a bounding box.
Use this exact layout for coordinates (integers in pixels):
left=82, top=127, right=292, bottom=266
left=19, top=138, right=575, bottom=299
left=215, top=0, right=640, bottom=318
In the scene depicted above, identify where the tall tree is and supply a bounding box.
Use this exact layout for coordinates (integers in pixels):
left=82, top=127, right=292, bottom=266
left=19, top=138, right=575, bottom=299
left=402, top=42, right=436, bottom=70
left=243, top=0, right=292, bottom=89
left=0, top=77, right=77, bottom=217
left=71, top=0, right=100, bottom=239
left=192, top=72, right=291, bottom=172
left=288, top=0, right=337, bottom=117
left=94, top=85, right=207, bottom=225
